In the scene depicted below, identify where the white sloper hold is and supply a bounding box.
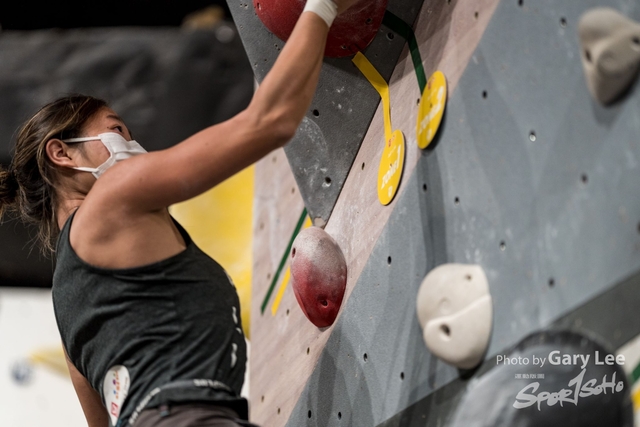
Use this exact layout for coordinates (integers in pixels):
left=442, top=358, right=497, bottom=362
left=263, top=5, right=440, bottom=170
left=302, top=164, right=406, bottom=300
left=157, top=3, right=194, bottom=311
left=416, top=263, right=492, bottom=370
left=578, top=8, right=640, bottom=104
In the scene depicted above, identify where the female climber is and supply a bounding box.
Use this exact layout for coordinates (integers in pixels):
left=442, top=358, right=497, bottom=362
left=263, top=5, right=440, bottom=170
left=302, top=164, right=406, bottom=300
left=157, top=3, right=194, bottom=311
left=0, top=0, right=357, bottom=425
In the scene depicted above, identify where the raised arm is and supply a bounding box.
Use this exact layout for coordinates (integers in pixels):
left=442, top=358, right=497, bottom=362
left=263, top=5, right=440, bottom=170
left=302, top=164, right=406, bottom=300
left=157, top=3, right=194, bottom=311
left=96, top=4, right=352, bottom=212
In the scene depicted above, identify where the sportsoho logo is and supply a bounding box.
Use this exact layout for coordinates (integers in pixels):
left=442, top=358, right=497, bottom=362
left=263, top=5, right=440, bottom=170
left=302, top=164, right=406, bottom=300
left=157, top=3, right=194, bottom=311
left=496, top=350, right=627, bottom=411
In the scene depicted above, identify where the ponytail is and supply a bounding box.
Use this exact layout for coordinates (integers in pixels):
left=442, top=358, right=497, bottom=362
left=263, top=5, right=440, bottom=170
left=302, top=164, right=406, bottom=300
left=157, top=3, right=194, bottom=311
left=0, top=165, right=18, bottom=218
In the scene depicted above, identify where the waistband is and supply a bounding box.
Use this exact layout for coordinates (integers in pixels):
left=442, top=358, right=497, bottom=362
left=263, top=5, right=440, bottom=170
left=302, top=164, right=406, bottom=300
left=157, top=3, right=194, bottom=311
left=124, top=379, right=236, bottom=426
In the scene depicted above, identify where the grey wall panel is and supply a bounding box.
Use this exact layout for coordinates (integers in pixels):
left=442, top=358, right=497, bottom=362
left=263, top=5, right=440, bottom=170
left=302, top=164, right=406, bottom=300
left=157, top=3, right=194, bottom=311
left=284, top=0, right=640, bottom=425
left=227, top=0, right=425, bottom=224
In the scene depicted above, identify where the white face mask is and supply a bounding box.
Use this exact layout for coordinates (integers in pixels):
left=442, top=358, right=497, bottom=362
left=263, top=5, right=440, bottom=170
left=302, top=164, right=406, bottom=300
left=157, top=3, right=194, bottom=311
left=62, top=132, right=147, bottom=179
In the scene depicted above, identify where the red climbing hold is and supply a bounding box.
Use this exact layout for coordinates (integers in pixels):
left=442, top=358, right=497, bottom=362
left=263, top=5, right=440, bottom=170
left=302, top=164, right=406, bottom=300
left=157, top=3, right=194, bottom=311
left=254, top=0, right=388, bottom=58
left=290, top=227, right=347, bottom=328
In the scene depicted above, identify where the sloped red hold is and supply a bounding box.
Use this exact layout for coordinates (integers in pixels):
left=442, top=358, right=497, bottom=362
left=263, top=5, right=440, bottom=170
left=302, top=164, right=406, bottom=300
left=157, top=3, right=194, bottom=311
left=253, top=0, right=388, bottom=58
left=290, top=227, right=347, bottom=328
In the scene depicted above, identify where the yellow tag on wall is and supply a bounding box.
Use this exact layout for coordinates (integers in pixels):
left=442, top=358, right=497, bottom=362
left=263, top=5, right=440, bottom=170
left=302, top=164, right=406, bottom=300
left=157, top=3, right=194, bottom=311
left=377, top=129, right=405, bottom=205
left=416, top=71, right=447, bottom=149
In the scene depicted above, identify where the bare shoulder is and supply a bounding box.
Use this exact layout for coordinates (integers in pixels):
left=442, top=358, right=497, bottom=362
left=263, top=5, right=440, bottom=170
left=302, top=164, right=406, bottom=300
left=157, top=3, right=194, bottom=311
left=69, top=193, right=186, bottom=270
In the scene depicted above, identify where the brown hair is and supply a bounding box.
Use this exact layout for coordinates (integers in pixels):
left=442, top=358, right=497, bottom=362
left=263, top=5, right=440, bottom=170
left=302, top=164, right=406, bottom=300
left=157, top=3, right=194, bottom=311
left=0, top=94, right=108, bottom=255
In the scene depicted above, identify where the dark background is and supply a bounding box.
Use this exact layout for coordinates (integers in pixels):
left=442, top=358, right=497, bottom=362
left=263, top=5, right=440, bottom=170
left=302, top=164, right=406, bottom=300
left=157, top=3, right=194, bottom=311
left=0, top=0, right=231, bottom=30
left=0, top=1, right=254, bottom=287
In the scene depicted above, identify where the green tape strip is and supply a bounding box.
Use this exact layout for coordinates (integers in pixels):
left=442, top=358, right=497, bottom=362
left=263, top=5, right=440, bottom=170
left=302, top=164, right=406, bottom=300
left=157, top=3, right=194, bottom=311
left=260, top=208, right=308, bottom=314
left=382, top=11, right=427, bottom=93
left=632, top=361, right=640, bottom=384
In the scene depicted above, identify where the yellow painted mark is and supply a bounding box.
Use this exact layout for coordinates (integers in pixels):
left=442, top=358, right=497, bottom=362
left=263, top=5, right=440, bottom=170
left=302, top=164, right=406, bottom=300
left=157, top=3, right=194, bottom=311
left=352, top=52, right=392, bottom=142
left=377, top=129, right=405, bottom=206
left=270, top=215, right=313, bottom=316
left=170, top=165, right=254, bottom=338
left=633, top=386, right=640, bottom=411
left=29, top=346, right=69, bottom=378
left=271, top=267, right=291, bottom=316
left=416, top=71, right=447, bottom=149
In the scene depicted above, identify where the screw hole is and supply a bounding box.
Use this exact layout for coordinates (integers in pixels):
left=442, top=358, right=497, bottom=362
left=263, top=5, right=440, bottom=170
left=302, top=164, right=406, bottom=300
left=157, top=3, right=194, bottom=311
left=500, top=241, right=506, bottom=251
left=308, top=410, right=312, bottom=419
left=400, top=372, right=405, bottom=380
left=482, top=90, right=487, bottom=99
left=454, top=196, right=460, bottom=205
left=529, top=131, right=537, bottom=142
left=422, top=183, right=428, bottom=192
left=474, top=11, right=479, bottom=19
left=286, top=309, right=290, bottom=316
left=518, top=0, right=523, bottom=6
left=277, top=408, right=281, bottom=414
left=361, top=162, right=365, bottom=170
left=365, top=18, right=372, bottom=24
left=291, top=187, right=295, bottom=194
left=585, top=49, right=592, bottom=62
left=387, top=32, right=395, bottom=40
left=465, top=274, right=472, bottom=281
left=257, top=2, right=261, bottom=9
left=387, top=256, right=392, bottom=265
left=364, top=353, right=368, bottom=362
left=581, top=174, right=588, bottom=184
left=292, top=247, right=296, bottom=258
left=440, top=324, right=451, bottom=337
left=307, top=347, right=310, bottom=355
left=560, top=17, right=567, bottom=27
left=548, top=278, right=555, bottom=287
left=338, top=412, right=342, bottom=420
left=261, top=395, right=265, bottom=402
left=267, top=273, right=271, bottom=280
left=320, top=300, right=328, bottom=307
left=312, top=109, right=320, bottom=117
left=417, top=98, right=421, bottom=105
left=324, top=176, right=332, bottom=185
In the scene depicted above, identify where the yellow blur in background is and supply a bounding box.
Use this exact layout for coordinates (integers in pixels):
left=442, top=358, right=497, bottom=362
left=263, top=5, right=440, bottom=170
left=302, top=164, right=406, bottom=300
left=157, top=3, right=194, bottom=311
left=169, top=166, right=254, bottom=338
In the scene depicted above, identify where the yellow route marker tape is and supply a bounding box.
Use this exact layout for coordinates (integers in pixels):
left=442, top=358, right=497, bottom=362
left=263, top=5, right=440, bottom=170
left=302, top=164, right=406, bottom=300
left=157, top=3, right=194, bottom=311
left=352, top=52, right=405, bottom=205
left=416, top=71, right=447, bottom=149
left=270, top=216, right=312, bottom=316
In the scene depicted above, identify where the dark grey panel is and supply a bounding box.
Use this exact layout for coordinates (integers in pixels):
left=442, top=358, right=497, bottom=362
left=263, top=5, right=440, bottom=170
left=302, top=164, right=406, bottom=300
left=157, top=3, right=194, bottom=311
left=0, top=25, right=253, bottom=287
left=285, top=0, right=640, bottom=425
left=227, top=0, right=425, bottom=223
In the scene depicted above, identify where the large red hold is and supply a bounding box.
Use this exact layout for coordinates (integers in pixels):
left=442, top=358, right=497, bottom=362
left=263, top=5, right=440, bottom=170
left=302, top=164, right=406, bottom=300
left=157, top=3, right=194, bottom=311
left=290, top=227, right=347, bottom=328
left=253, top=0, right=388, bottom=58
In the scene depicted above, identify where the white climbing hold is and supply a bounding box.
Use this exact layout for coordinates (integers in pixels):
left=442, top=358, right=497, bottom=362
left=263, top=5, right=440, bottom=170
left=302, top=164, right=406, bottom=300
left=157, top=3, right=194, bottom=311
left=578, top=8, right=640, bottom=104
left=416, top=263, right=492, bottom=370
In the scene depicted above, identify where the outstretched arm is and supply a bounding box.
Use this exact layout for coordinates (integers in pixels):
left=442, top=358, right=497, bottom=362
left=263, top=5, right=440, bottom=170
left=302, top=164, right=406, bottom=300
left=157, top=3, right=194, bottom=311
left=98, top=5, right=350, bottom=212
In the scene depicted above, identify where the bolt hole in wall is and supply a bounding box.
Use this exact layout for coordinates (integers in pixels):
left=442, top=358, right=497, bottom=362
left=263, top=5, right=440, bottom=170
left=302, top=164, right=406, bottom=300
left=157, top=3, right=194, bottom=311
left=633, top=36, right=640, bottom=51
left=387, top=32, right=395, bottom=40
left=500, top=241, right=507, bottom=251
left=581, top=173, right=588, bottom=184
left=338, top=412, right=342, bottom=420
left=474, top=11, right=479, bottom=20
left=363, top=353, right=368, bottom=362
left=324, top=176, right=332, bottom=186
left=291, top=248, right=296, bottom=258
left=585, top=49, right=592, bottom=62
left=361, top=162, right=365, bottom=170
left=365, top=17, right=372, bottom=24
left=312, top=109, right=320, bottom=117
left=422, top=183, right=428, bottom=192
left=549, top=278, right=555, bottom=288
left=308, top=410, right=312, bottom=419
left=482, top=90, right=488, bottom=99
left=560, top=17, right=567, bottom=28
left=400, top=372, right=405, bottom=380
left=529, top=131, right=536, bottom=142
left=387, top=256, right=392, bottom=265
left=454, top=196, right=460, bottom=205
left=440, top=324, right=451, bottom=337
left=518, top=0, right=523, bottom=6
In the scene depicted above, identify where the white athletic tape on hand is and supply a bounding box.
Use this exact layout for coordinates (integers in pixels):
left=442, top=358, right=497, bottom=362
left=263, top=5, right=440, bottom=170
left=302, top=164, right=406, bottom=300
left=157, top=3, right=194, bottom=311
left=303, top=0, right=338, bottom=27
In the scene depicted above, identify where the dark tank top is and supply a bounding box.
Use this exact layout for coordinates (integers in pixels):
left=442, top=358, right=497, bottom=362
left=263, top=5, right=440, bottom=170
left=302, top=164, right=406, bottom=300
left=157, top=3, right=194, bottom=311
left=52, top=211, right=247, bottom=426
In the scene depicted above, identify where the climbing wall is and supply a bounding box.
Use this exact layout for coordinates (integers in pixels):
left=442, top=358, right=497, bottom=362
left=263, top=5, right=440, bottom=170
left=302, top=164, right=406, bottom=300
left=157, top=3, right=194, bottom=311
left=237, top=0, right=640, bottom=425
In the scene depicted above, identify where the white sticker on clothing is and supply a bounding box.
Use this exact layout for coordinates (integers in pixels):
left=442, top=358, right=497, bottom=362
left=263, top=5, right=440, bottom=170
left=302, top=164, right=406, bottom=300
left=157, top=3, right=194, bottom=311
left=103, top=365, right=131, bottom=426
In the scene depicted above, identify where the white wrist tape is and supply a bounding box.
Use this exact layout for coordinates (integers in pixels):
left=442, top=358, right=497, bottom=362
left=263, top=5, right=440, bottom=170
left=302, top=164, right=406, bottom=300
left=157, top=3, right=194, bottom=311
left=303, top=0, right=338, bottom=27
